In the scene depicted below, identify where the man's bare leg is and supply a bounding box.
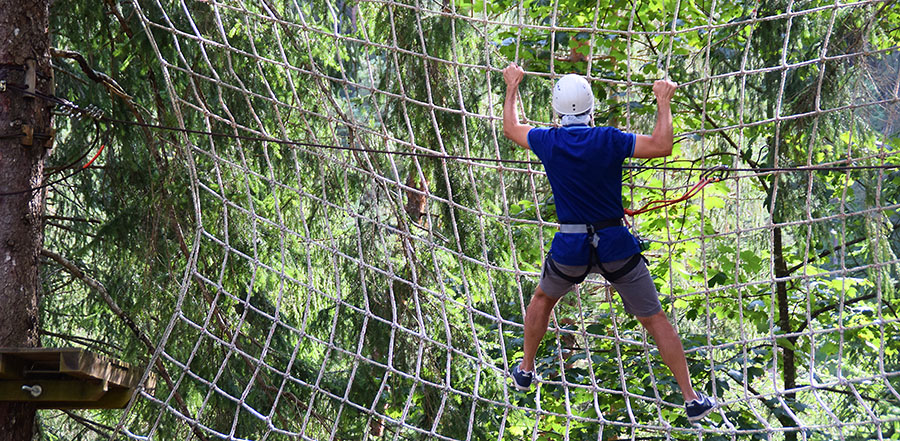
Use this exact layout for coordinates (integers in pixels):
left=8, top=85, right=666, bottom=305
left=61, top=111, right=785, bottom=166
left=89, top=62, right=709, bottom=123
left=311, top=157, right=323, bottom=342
left=519, top=286, right=561, bottom=372
left=636, top=310, right=699, bottom=401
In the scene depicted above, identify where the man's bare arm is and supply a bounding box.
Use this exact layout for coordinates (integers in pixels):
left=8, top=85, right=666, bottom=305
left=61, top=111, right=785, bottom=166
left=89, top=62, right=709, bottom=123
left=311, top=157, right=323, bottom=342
left=502, top=63, right=533, bottom=150
left=634, top=79, right=677, bottom=158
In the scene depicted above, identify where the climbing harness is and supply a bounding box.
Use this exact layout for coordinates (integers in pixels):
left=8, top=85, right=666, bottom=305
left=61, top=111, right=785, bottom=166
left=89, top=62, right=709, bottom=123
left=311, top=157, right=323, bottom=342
left=546, top=219, right=646, bottom=284
left=545, top=165, right=731, bottom=284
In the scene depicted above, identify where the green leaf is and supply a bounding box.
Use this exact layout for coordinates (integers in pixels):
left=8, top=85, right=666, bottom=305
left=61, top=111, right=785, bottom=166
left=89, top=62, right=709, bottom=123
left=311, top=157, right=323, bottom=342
left=707, top=271, right=728, bottom=287
left=776, top=338, right=796, bottom=351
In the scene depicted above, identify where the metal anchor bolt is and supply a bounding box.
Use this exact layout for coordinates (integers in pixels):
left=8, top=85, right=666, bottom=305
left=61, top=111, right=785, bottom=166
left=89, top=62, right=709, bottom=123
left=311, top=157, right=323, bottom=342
left=21, top=384, right=42, bottom=398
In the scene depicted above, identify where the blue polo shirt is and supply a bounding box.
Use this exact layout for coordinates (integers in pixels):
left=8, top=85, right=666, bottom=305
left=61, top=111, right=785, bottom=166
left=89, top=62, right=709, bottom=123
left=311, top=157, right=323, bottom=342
left=527, top=125, right=641, bottom=265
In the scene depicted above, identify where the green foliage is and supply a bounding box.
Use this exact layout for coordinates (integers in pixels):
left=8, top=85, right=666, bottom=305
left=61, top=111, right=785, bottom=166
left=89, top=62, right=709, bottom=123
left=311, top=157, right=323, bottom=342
left=37, top=0, right=900, bottom=439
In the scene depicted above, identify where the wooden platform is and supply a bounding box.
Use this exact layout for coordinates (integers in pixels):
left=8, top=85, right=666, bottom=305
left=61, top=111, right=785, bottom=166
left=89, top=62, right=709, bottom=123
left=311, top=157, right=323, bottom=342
left=0, top=348, right=155, bottom=409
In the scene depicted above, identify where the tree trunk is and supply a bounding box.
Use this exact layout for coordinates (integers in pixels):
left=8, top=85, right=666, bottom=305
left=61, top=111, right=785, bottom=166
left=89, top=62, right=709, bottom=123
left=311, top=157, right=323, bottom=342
left=774, top=227, right=798, bottom=441
left=767, top=161, right=798, bottom=440
left=0, top=0, right=52, bottom=438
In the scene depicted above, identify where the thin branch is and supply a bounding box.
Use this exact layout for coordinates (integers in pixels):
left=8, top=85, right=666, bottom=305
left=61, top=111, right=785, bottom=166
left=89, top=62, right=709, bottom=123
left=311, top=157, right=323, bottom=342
left=50, top=47, right=156, bottom=147
left=38, top=329, right=123, bottom=356
left=44, top=215, right=101, bottom=224
left=794, top=293, right=877, bottom=334
left=787, top=221, right=900, bottom=274
left=41, top=249, right=109, bottom=298
left=50, top=48, right=133, bottom=103
left=51, top=63, right=89, bottom=86
left=60, top=410, right=114, bottom=437
left=800, top=385, right=886, bottom=404
left=44, top=220, right=97, bottom=237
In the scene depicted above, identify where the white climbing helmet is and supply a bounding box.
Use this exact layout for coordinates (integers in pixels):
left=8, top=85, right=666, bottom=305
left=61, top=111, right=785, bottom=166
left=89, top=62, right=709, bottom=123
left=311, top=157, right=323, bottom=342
left=552, top=74, right=594, bottom=116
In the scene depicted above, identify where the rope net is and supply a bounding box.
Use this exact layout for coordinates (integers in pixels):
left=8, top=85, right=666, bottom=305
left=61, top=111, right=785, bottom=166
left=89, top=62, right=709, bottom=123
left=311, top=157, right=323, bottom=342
left=74, top=0, right=900, bottom=439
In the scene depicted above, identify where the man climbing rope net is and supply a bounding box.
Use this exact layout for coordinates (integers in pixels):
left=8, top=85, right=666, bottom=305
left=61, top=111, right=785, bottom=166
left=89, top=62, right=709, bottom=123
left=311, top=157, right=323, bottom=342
left=501, top=62, right=717, bottom=422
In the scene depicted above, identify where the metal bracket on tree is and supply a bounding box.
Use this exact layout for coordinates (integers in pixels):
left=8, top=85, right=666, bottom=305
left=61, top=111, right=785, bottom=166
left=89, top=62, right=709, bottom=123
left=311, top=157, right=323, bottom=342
left=8, top=125, right=55, bottom=148
left=20, top=124, right=33, bottom=146
left=23, top=59, right=36, bottom=97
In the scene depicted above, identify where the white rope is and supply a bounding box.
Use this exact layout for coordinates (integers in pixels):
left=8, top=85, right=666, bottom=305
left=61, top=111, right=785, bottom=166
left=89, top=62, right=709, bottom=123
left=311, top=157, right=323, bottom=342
left=86, top=0, right=900, bottom=440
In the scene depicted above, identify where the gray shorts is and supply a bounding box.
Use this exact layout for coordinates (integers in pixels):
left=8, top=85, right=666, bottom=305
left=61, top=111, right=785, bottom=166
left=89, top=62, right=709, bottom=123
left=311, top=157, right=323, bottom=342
left=540, top=255, right=662, bottom=317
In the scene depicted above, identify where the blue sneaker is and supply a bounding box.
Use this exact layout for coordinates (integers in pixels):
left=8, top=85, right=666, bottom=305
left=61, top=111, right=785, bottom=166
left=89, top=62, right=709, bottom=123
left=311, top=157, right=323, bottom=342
left=686, top=392, right=717, bottom=422
left=510, top=364, right=534, bottom=391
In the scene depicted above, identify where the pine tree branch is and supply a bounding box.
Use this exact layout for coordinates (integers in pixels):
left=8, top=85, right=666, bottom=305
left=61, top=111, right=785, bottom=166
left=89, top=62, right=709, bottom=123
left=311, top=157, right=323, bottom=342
left=44, top=220, right=97, bottom=237
left=40, top=248, right=210, bottom=441
left=44, top=215, right=101, bottom=224
left=56, top=12, right=297, bottom=425
left=60, top=410, right=114, bottom=437
left=38, top=329, right=122, bottom=356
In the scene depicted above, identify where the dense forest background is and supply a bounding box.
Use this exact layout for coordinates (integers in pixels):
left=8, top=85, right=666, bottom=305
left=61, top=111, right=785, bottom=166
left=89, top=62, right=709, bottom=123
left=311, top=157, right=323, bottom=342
left=25, top=0, right=900, bottom=439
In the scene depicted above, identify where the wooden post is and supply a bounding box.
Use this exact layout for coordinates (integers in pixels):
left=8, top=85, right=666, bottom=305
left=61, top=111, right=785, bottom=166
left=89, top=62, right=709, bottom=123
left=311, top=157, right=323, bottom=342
left=0, top=0, right=52, bottom=438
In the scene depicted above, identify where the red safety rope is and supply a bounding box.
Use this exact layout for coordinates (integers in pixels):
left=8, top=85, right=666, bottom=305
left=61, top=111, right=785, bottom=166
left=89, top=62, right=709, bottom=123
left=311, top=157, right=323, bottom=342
left=82, top=143, right=106, bottom=169
left=625, top=165, right=730, bottom=216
